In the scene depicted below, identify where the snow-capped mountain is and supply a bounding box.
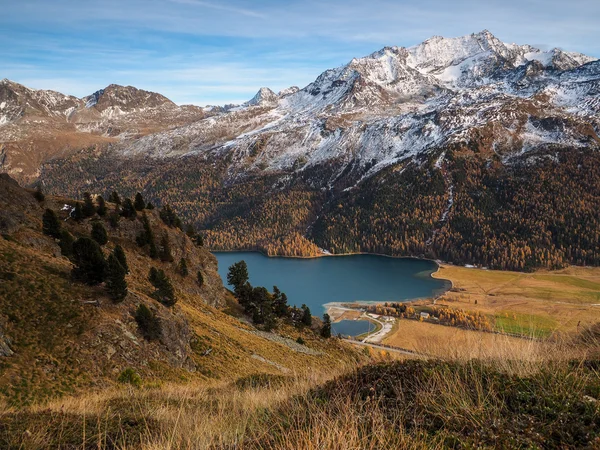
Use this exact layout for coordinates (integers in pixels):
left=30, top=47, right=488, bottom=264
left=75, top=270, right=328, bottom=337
left=2, top=30, right=599, bottom=187
left=110, top=30, right=598, bottom=189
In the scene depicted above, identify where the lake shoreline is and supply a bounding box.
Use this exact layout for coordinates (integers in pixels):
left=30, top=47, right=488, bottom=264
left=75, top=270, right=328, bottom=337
left=214, top=250, right=452, bottom=338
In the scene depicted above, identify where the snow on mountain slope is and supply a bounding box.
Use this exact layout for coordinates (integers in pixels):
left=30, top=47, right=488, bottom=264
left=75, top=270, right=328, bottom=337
left=1, top=30, right=598, bottom=186
left=114, top=30, right=598, bottom=188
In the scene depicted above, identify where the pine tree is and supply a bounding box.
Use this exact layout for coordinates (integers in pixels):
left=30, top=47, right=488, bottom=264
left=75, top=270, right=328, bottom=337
left=301, top=304, right=312, bottom=327
left=159, top=233, right=174, bottom=262
left=321, top=313, right=332, bottom=338
left=134, top=192, right=146, bottom=211
left=186, top=224, right=204, bottom=247
left=108, top=211, right=120, bottom=228
left=109, top=191, right=121, bottom=205
left=227, top=260, right=249, bottom=293
left=178, top=258, right=188, bottom=277
left=96, top=195, right=107, bottom=216
left=58, top=229, right=74, bottom=257
left=91, top=221, right=108, bottom=246
left=197, top=270, right=204, bottom=287
left=148, top=268, right=176, bottom=306
left=113, top=245, right=129, bottom=274
left=272, top=286, right=289, bottom=317
left=159, top=204, right=182, bottom=228
left=106, top=254, right=128, bottom=301
left=33, top=187, right=45, bottom=202
left=135, top=304, right=161, bottom=341
left=72, top=202, right=84, bottom=221
left=120, top=198, right=137, bottom=218
left=82, top=192, right=96, bottom=217
left=42, top=208, right=61, bottom=238
left=71, top=237, right=108, bottom=285
left=146, top=202, right=155, bottom=210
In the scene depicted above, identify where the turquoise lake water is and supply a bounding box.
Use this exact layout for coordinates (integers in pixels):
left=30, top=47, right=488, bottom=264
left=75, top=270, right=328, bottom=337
left=213, top=252, right=450, bottom=336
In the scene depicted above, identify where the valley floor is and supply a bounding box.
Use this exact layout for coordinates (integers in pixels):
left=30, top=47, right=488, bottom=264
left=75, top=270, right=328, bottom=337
left=335, top=264, right=600, bottom=359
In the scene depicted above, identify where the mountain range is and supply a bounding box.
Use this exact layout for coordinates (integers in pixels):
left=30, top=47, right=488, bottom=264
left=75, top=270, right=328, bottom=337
left=1, top=30, right=599, bottom=270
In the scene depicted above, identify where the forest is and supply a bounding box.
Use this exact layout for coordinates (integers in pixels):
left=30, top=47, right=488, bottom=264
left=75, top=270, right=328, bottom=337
left=38, top=145, right=600, bottom=271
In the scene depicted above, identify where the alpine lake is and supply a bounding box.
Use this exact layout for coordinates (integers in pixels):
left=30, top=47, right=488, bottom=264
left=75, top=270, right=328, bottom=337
left=214, top=252, right=451, bottom=337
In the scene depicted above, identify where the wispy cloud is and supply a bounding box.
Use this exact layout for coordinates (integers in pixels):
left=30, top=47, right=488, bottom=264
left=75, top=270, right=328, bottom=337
left=167, top=0, right=268, bottom=19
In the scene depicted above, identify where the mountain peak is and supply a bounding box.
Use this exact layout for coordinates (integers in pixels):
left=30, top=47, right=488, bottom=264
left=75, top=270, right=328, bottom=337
left=246, top=87, right=278, bottom=106
left=83, top=84, right=175, bottom=111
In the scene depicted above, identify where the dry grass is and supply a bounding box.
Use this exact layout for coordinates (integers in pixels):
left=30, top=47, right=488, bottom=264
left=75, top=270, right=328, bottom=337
left=433, top=264, right=600, bottom=334
left=383, top=319, right=552, bottom=362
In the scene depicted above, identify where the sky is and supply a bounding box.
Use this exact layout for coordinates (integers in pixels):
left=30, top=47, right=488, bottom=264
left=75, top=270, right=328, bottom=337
left=1, top=0, right=599, bottom=106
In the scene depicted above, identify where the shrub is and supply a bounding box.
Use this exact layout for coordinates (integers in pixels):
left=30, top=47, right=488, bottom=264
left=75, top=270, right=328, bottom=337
left=117, top=368, right=142, bottom=388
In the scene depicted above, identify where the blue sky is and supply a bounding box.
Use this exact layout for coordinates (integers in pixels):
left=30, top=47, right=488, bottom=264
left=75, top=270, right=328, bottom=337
left=2, top=0, right=598, bottom=105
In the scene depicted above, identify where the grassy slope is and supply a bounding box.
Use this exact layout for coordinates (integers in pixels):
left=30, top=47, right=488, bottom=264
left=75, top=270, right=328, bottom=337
left=0, top=182, right=362, bottom=410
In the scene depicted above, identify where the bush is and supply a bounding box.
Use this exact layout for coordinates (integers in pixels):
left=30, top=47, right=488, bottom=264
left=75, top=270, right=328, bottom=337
left=296, top=337, right=305, bottom=345
left=134, top=304, right=162, bottom=341
left=117, top=368, right=142, bottom=388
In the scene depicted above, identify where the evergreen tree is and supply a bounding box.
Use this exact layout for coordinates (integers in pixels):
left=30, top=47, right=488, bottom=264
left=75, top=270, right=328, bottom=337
left=113, top=245, right=129, bottom=274
left=136, top=213, right=157, bottom=259
left=71, top=237, right=107, bottom=285
left=33, top=187, right=45, bottom=202
left=178, top=258, right=189, bottom=277
left=301, top=304, right=312, bottom=327
left=108, top=211, right=120, bottom=228
left=120, top=198, right=137, bottom=218
left=146, top=202, right=155, bottom=210
left=159, top=204, right=182, bottom=228
left=58, top=229, right=74, bottom=257
left=148, top=268, right=176, bottom=306
left=135, top=304, right=161, bottom=341
left=134, top=192, right=146, bottom=211
left=42, top=208, right=61, bottom=238
left=149, top=267, right=159, bottom=284
left=91, top=221, right=108, bottom=246
left=109, top=191, right=121, bottom=205
left=197, top=270, right=204, bottom=287
left=227, top=260, right=249, bottom=293
left=321, top=313, right=332, bottom=338
left=72, top=202, right=84, bottom=221
left=272, top=286, right=290, bottom=318
left=82, top=192, right=96, bottom=217
left=159, top=233, right=174, bottom=262
left=106, top=254, right=128, bottom=301
left=186, top=224, right=204, bottom=247
left=96, top=195, right=107, bottom=216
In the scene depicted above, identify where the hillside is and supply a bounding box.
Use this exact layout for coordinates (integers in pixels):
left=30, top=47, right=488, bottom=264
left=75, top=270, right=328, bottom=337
left=0, top=174, right=360, bottom=408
